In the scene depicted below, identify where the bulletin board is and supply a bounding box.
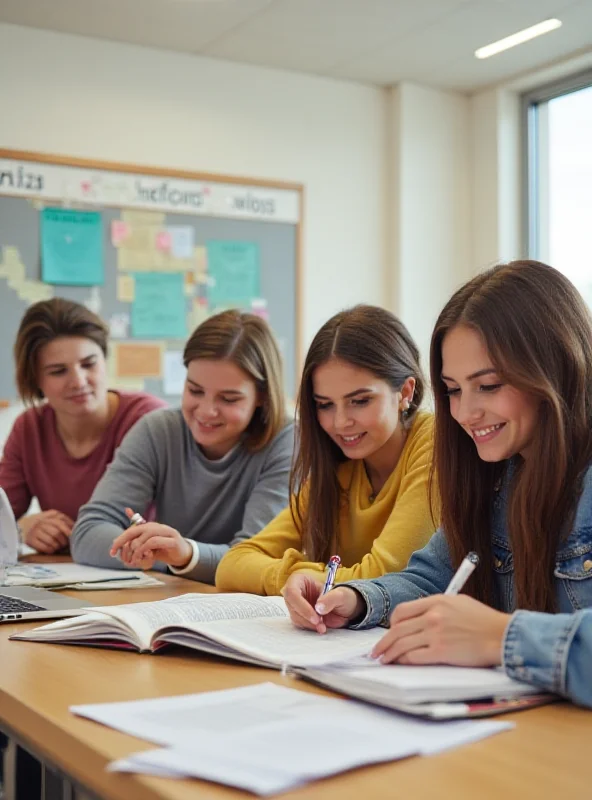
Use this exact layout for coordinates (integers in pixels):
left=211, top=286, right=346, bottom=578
left=0, top=149, right=303, bottom=403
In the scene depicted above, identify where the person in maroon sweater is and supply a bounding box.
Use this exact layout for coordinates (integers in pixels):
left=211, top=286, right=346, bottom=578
left=0, top=298, right=166, bottom=554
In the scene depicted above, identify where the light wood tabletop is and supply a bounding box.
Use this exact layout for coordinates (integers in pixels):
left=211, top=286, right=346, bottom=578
left=1, top=562, right=590, bottom=800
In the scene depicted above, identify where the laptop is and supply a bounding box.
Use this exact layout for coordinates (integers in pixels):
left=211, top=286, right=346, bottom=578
left=0, top=488, right=91, bottom=623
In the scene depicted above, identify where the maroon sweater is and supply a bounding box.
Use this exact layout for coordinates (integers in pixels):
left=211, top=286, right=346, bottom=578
left=0, top=391, right=166, bottom=520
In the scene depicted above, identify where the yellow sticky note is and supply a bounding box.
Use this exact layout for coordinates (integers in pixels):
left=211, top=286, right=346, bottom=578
left=121, top=210, right=165, bottom=226
left=2, top=246, right=22, bottom=266
left=114, top=342, right=163, bottom=379
left=194, top=246, right=207, bottom=276
left=117, top=275, right=135, bottom=303
left=19, top=281, right=54, bottom=303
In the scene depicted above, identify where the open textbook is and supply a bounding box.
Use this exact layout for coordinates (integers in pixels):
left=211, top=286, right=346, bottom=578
left=10, top=593, right=384, bottom=668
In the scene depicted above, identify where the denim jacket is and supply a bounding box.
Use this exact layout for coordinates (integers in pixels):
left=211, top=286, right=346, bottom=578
left=345, top=462, right=592, bottom=708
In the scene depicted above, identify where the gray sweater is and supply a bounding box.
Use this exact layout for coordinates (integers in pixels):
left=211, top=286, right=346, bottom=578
left=70, top=409, right=295, bottom=583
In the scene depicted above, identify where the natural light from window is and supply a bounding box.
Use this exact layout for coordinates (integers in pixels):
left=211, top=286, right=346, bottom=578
left=547, top=85, right=592, bottom=305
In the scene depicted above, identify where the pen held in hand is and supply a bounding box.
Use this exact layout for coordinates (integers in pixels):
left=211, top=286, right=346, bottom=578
left=444, top=551, right=479, bottom=595
left=321, top=555, right=341, bottom=597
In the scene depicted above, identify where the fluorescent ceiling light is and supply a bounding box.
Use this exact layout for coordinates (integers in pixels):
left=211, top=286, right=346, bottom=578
left=475, top=18, right=562, bottom=59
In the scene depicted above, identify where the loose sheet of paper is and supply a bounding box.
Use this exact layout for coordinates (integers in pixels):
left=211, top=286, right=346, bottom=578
left=97, top=683, right=513, bottom=795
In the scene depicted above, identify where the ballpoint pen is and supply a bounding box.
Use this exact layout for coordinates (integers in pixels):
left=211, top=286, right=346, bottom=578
left=321, top=555, right=341, bottom=596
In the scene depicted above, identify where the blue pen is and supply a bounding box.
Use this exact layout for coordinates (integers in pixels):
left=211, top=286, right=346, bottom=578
left=321, top=555, right=341, bottom=596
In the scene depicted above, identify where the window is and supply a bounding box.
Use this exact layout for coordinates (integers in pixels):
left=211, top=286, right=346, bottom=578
left=524, top=70, right=592, bottom=305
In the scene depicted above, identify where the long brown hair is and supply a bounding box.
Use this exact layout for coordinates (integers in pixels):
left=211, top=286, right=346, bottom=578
left=431, top=260, right=592, bottom=612
left=292, top=304, right=425, bottom=562
left=183, top=309, right=286, bottom=451
left=14, top=298, right=109, bottom=404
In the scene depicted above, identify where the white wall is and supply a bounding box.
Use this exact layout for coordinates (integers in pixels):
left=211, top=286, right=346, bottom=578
left=0, top=23, right=387, bottom=350
left=387, top=83, right=471, bottom=370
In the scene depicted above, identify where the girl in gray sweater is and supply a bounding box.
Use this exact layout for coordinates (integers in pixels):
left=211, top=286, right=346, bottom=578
left=70, top=310, right=294, bottom=584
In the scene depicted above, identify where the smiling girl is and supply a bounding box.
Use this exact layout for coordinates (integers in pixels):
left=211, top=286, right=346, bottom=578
left=283, top=261, right=592, bottom=707
left=215, top=305, right=437, bottom=595
left=0, top=299, right=166, bottom=553
left=70, top=309, right=294, bottom=584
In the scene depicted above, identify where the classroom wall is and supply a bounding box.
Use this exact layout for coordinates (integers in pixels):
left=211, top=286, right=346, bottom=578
left=0, top=23, right=387, bottom=349
left=387, top=83, right=471, bottom=369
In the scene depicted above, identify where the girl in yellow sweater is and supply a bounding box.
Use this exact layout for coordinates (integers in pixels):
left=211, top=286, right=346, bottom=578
left=215, top=305, right=437, bottom=595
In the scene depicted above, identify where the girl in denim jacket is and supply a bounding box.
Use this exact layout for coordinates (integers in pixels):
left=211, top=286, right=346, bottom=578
left=283, top=260, right=592, bottom=708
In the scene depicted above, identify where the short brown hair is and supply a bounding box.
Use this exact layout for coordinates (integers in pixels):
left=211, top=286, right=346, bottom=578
left=183, top=309, right=286, bottom=451
left=14, top=298, right=109, bottom=404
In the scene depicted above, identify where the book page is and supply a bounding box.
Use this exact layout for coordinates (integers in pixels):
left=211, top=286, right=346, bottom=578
left=165, top=616, right=384, bottom=667
left=94, top=593, right=288, bottom=647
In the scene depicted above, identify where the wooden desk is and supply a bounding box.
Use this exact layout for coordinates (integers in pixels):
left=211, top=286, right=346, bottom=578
left=0, top=572, right=590, bottom=800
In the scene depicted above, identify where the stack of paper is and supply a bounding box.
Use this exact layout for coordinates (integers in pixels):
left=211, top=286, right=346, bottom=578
left=5, top=563, right=163, bottom=590
left=71, top=683, right=514, bottom=795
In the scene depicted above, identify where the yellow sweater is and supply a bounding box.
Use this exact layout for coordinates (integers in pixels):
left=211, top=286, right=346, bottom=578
left=216, top=412, right=437, bottom=596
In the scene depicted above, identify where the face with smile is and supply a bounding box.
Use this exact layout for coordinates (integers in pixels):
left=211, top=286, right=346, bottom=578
left=182, top=359, right=260, bottom=459
left=37, top=336, right=108, bottom=418
left=441, top=325, right=539, bottom=461
left=312, top=357, right=414, bottom=467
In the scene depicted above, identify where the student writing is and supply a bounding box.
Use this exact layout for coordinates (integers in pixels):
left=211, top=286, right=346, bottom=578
left=216, top=305, right=437, bottom=595
left=70, top=310, right=294, bottom=584
left=283, top=261, right=592, bottom=708
left=0, top=299, right=166, bottom=553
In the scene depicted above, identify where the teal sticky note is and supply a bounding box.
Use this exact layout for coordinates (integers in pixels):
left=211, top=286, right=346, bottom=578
left=41, top=208, right=104, bottom=286
left=207, top=241, right=260, bottom=308
left=131, top=272, right=187, bottom=339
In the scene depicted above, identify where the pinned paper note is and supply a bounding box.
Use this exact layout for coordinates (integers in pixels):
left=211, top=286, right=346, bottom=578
left=84, top=286, right=102, bottom=315
left=194, top=246, right=207, bottom=276
left=168, top=226, right=194, bottom=259
left=117, top=275, right=135, bottom=303
left=109, top=313, right=130, bottom=339
left=111, top=220, right=131, bottom=246
left=18, top=281, right=54, bottom=304
left=163, top=351, right=186, bottom=395
left=184, top=272, right=196, bottom=297
left=41, top=208, right=104, bottom=286
left=132, top=273, right=187, bottom=339
left=121, top=210, right=165, bottom=226
left=115, top=342, right=163, bottom=379
left=155, top=231, right=172, bottom=253
left=187, top=297, right=209, bottom=333
left=251, top=298, right=269, bottom=321
left=206, top=241, right=260, bottom=307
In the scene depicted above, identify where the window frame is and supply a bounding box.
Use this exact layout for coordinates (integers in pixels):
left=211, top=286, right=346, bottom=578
left=522, top=68, right=592, bottom=261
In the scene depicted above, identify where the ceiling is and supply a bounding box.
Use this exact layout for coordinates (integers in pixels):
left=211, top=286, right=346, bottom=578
left=1, top=0, right=591, bottom=92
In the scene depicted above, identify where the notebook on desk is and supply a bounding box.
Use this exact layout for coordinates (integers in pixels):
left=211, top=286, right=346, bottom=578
left=299, top=662, right=556, bottom=719
left=0, top=488, right=91, bottom=622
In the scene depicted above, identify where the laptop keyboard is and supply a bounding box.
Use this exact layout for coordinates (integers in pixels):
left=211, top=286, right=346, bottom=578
left=0, top=595, right=45, bottom=613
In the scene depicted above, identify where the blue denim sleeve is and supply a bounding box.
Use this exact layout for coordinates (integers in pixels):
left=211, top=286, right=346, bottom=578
left=341, top=529, right=455, bottom=629
left=503, top=608, right=592, bottom=708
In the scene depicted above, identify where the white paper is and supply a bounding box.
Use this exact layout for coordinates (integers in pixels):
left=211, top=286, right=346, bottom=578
left=109, top=313, right=130, bottom=339
left=168, top=226, right=194, bottom=259
left=5, top=563, right=148, bottom=588
left=163, top=351, right=186, bottom=395
left=313, top=663, right=538, bottom=703
left=102, top=683, right=513, bottom=795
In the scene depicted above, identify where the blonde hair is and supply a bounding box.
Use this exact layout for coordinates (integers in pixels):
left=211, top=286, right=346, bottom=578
left=183, top=310, right=286, bottom=451
left=14, top=298, right=109, bottom=405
